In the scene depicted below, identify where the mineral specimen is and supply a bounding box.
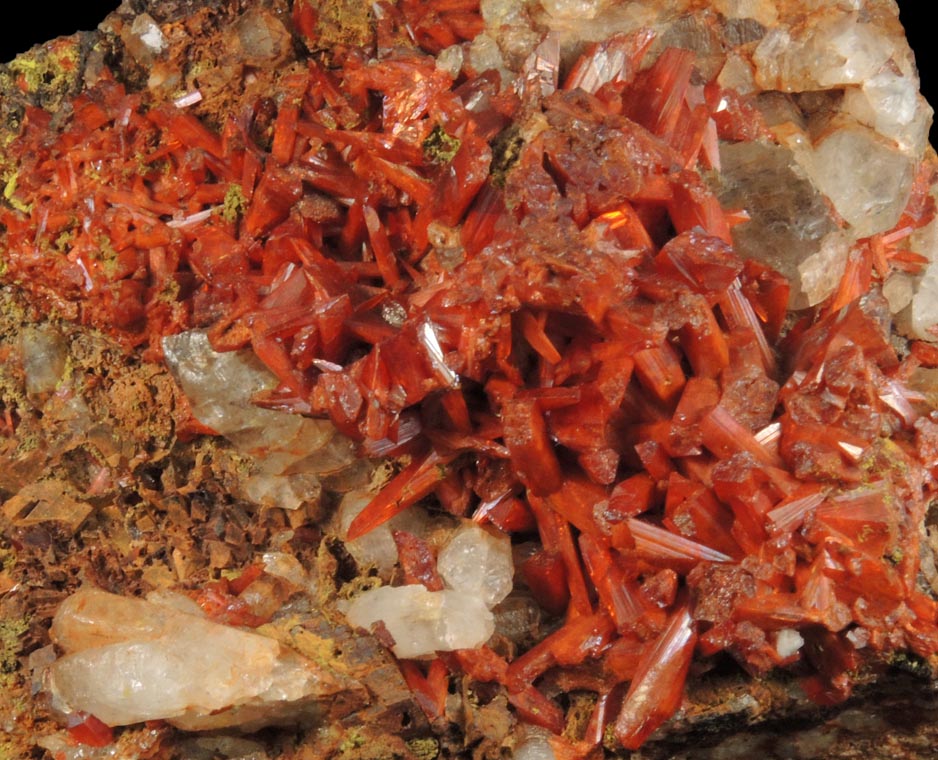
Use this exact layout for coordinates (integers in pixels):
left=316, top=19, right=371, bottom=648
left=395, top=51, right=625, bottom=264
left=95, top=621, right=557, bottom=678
left=2, top=0, right=938, bottom=758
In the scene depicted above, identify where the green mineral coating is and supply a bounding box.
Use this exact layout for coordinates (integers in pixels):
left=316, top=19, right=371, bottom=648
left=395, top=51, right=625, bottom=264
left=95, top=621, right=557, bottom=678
left=8, top=43, right=80, bottom=103
left=338, top=729, right=366, bottom=752
left=602, top=721, right=618, bottom=751
left=54, top=230, right=75, bottom=251
left=405, top=738, right=439, bottom=760
left=0, top=615, right=29, bottom=685
left=1, top=172, right=30, bottom=214
left=220, top=182, right=248, bottom=222
left=889, top=651, right=931, bottom=677
left=490, top=125, right=524, bottom=187
left=423, top=125, right=461, bottom=164
left=97, top=234, right=119, bottom=275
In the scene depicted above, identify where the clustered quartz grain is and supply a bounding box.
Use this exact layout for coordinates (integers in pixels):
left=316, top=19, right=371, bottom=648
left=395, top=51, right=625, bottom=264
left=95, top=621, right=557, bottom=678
left=339, top=516, right=513, bottom=658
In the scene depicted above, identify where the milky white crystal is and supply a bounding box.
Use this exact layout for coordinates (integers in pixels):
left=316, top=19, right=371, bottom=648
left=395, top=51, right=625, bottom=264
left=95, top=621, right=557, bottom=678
left=803, top=121, right=914, bottom=239
left=48, top=588, right=353, bottom=730
left=775, top=628, right=805, bottom=659
left=438, top=523, right=514, bottom=609
left=345, top=585, right=495, bottom=659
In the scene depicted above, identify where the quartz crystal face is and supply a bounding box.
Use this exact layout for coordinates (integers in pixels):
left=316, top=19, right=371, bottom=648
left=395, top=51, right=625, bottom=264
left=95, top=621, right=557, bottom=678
left=3, top=1, right=938, bottom=758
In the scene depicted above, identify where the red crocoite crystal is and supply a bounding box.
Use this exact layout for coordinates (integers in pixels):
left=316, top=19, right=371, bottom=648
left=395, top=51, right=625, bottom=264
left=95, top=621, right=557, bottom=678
left=4, top=1, right=938, bottom=751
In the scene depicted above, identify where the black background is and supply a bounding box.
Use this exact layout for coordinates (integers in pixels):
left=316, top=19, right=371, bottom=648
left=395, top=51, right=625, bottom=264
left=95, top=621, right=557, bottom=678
left=0, top=2, right=935, bottom=144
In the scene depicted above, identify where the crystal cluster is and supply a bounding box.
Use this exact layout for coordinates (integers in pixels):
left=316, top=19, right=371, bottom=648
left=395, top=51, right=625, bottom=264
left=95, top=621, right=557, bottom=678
left=2, top=0, right=938, bottom=754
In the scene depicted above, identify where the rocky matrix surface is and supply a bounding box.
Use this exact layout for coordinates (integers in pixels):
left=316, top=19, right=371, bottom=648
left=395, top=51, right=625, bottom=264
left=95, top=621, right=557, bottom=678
left=4, top=1, right=938, bottom=759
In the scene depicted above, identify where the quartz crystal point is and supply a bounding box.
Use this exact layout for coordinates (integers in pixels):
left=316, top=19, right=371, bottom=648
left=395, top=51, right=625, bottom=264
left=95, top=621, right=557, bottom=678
left=438, top=523, right=514, bottom=608
left=47, top=588, right=362, bottom=730
left=334, top=489, right=428, bottom=577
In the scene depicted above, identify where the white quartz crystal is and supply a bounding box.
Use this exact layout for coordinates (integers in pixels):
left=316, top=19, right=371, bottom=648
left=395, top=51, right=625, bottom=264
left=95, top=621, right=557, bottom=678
left=130, top=13, right=164, bottom=54
left=540, top=0, right=601, bottom=19
left=48, top=588, right=354, bottom=730
left=883, top=272, right=916, bottom=314
left=712, top=0, right=778, bottom=27
left=262, top=551, right=315, bottom=593
left=797, top=231, right=851, bottom=308
left=438, top=523, right=514, bottom=609
left=333, top=489, right=427, bottom=577
left=753, top=14, right=894, bottom=93
left=162, top=330, right=357, bottom=508
left=162, top=330, right=343, bottom=465
left=244, top=471, right=321, bottom=512
left=911, top=259, right=938, bottom=341
left=800, top=121, right=915, bottom=239
left=775, top=628, right=805, bottom=659
left=345, top=585, right=495, bottom=659
left=842, top=72, right=932, bottom=156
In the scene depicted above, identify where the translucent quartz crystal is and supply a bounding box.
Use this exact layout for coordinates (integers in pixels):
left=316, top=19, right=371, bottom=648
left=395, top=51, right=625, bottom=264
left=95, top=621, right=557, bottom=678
left=19, top=325, right=67, bottom=399
left=539, top=0, right=602, bottom=19
left=163, top=330, right=356, bottom=507
left=908, top=218, right=938, bottom=339
left=712, top=0, right=778, bottom=27
left=842, top=69, right=931, bottom=156
left=752, top=14, right=896, bottom=92
left=804, top=121, right=914, bottom=238
left=129, top=13, right=164, bottom=54
left=513, top=728, right=557, bottom=760
left=345, top=585, right=495, bottom=659
left=715, top=141, right=837, bottom=307
left=334, top=489, right=427, bottom=577
left=162, top=330, right=336, bottom=462
left=262, top=551, right=315, bottom=593
left=48, top=588, right=354, bottom=729
left=911, top=260, right=938, bottom=340
left=438, top=523, right=514, bottom=609
left=243, top=471, right=321, bottom=512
